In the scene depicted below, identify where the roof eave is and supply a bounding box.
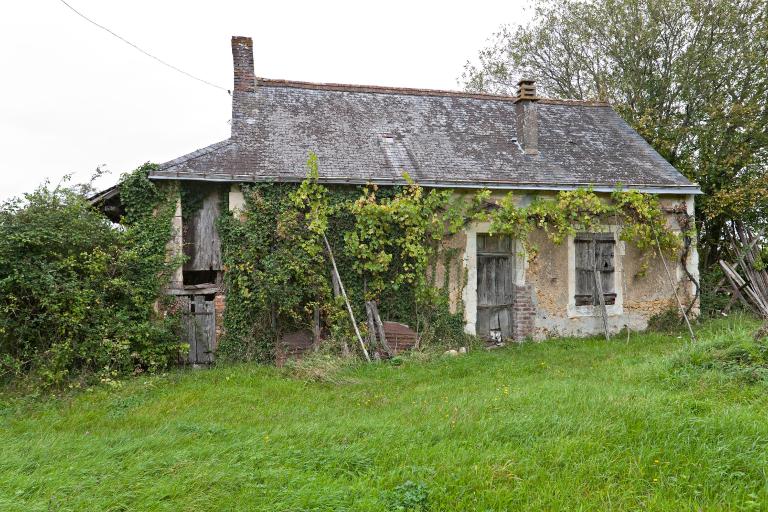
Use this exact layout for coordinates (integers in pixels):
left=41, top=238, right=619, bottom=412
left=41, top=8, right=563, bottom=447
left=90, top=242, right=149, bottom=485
left=148, top=173, right=702, bottom=195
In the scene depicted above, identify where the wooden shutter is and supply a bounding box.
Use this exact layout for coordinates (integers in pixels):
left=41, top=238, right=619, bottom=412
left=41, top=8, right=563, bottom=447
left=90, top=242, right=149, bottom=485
left=574, top=234, right=616, bottom=306
left=595, top=237, right=616, bottom=305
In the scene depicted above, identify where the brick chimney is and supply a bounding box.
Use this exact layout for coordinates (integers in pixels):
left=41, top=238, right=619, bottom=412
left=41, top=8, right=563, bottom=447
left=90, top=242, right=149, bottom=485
left=231, top=36, right=255, bottom=92
left=231, top=36, right=255, bottom=138
left=514, top=79, right=540, bottom=155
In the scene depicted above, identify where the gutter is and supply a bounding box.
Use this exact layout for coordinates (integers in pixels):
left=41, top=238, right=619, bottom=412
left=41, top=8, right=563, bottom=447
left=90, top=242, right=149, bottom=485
left=149, top=174, right=703, bottom=195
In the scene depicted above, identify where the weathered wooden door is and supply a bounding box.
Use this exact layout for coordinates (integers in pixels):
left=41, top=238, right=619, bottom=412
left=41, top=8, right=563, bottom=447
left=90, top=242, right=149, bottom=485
left=476, top=234, right=516, bottom=341
left=182, top=295, right=215, bottom=364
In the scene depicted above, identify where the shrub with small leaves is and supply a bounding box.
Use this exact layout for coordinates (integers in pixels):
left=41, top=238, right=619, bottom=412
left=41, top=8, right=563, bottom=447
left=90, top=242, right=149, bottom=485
left=0, top=164, right=184, bottom=388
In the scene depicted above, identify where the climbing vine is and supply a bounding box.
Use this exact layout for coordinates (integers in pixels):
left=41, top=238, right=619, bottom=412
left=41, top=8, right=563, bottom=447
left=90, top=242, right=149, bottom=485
left=344, top=176, right=488, bottom=298
left=488, top=187, right=683, bottom=271
left=179, top=181, right=209, bottom=221
left=217, top=154, right=683, bottom=362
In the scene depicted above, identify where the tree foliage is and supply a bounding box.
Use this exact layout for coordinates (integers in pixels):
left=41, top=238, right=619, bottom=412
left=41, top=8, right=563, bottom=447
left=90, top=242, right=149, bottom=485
left=0, top=165, right=183, bottom=388
left=461, top=0, right=768, bottom=266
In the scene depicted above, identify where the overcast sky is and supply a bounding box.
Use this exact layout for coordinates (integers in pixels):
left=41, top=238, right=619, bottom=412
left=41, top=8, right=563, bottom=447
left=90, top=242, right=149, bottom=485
left=0, top=1, right=529, bottom=200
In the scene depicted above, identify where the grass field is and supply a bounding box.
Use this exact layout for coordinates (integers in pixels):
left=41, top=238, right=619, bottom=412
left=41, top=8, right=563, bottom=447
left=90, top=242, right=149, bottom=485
left=2, top=316, right=768, bottom=511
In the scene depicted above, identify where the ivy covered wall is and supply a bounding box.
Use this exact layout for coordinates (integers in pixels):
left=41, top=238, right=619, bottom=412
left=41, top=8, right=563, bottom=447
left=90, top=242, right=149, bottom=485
left=207, top=155, right=689, bottom=362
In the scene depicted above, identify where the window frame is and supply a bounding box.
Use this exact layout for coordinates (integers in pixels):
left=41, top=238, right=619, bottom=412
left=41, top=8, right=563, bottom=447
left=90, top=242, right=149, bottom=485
left=567, top=229, right=624, bottom=318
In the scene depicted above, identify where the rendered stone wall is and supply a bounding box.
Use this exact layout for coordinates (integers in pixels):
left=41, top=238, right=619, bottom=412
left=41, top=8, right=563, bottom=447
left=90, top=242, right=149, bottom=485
left=436, top=192, right=699, bottom=341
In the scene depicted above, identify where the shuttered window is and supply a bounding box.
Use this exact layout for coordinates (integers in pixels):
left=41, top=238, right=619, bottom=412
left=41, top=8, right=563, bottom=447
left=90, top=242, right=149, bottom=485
left=574, top=233, right=617, bottom=306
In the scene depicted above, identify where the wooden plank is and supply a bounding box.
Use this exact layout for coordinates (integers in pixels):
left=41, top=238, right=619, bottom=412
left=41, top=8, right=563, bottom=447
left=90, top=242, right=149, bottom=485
left=489, top=256, right=497, bottom=303
left=194, top=296, right=205, bottom=363
left=183, top=188, right=222, bottom=272
left=720, top=260, right=768, bottom=318
left=180, top=296, right=195, bottom=364
left=370, top=302, right=392, bottom=357
left=203, top=300, right=215, bottom=363
left=591, top=239, right=610, bottom=340
left=477, top=256, right=486, bottom=306
left=575, top=239, right=594, bottom=305
left=477, top=305, right=490, bottom=339
left=323, top=234, right=371, bottom=362
left=365, top=301, right=378, bottom=351
left=733, top=224, right=768, bottom=301
left=496, top=257, right=505, bottom=305
left=498, top=307, right=512, bottom=339
left=597, top=240, right=616, bottom=300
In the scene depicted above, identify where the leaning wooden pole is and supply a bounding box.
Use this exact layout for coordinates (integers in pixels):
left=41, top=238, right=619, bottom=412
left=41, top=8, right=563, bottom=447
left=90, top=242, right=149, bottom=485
left=653, top=229, right=696, bottom=342
left=593, top=269, right=610, bottom=340
left=719, top=260, right=768, bottom=318
left=323, top=234, right=371, bottom=362
left=591, top=239, right=610, bottom=340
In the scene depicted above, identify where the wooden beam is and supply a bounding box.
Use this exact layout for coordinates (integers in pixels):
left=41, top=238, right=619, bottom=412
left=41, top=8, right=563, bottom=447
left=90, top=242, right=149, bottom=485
left=323, top=234, right=371, bottom=362
left=590, top=239, right=610, bottom=341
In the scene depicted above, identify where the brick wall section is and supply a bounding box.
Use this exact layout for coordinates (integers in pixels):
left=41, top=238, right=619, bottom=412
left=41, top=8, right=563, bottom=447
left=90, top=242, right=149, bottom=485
left=231, top=36, right=255, bottom=93
left=214, top=293, right=226, bottom=351
left=231, top=36, right=255, bottom=139
left=512, top=284, right=535, bottom=340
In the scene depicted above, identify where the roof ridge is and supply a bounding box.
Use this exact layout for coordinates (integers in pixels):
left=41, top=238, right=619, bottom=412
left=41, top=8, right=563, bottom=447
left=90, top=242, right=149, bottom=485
left=255, top=78, right=611, bottom=107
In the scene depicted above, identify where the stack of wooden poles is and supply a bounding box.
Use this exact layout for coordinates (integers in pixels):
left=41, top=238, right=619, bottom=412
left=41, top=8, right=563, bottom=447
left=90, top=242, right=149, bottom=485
left=718, top=222, right=768, bottom=319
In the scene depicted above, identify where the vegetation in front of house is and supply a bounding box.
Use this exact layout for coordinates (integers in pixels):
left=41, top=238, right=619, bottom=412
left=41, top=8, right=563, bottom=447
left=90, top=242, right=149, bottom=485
left=0, top=153, right=687, bottom=386
left=0, top=166, right=183, bottom=389
left=1, top=316, right=767, bottom=511
left=215, top=157, right=478, bottom=363
left=672, top=321, right=768, bottom=385
left=217, top=155, right=684, bottom=362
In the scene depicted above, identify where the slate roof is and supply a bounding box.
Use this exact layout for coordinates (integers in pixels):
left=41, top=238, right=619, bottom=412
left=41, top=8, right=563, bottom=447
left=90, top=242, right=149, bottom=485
left=151, top=79, right=700, bottom=194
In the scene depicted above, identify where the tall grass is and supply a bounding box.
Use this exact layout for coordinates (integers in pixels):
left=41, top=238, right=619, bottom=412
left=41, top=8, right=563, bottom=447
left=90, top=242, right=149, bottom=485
left=669, top=315, right=768, bottom=386
left=1, top=316, right=767, bottom=511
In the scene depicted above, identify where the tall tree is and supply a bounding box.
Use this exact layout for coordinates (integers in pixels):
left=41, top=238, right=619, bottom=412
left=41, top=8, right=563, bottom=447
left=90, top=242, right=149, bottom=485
left=462, top=0, right=768, bottom=267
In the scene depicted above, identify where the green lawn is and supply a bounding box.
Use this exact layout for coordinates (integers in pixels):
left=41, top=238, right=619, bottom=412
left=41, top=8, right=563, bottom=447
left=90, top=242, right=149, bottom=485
left=2, top=317, right=768, bottom=511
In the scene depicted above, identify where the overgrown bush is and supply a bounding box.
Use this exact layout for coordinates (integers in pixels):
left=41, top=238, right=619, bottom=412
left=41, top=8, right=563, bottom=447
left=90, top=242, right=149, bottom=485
left=699, top=265, right=733, bottom=318
left=647, top=308, right=686, bottom=333
left=670, top=316, right=768, bottom=384
left=0, top=165, right=184, bottom=388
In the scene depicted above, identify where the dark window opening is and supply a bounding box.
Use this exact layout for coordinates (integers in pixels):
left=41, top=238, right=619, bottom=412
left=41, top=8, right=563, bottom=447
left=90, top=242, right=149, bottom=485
left=183, top=270, right=217, bottom=286
left=574, top=233, right=616, bottom=307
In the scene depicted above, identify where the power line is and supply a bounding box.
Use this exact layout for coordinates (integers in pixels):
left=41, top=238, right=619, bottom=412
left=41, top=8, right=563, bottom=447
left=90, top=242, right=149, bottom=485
left=57, top=0, right=230, bottom=93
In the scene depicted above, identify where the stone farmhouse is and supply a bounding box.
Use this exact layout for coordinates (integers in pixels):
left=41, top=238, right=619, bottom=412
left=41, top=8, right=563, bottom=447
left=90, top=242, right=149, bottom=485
left=97, top=36, right=700, bottom=363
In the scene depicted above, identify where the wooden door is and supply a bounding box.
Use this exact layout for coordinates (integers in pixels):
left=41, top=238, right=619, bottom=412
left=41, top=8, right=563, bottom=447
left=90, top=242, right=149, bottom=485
left=476, top=234, right=516, bottom=341
left=182, top=295, right=215, bottom=364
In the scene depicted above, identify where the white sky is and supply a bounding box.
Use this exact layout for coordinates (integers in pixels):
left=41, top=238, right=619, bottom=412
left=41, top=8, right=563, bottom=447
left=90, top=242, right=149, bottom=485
left=0, top=0, right=529, bottom=200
